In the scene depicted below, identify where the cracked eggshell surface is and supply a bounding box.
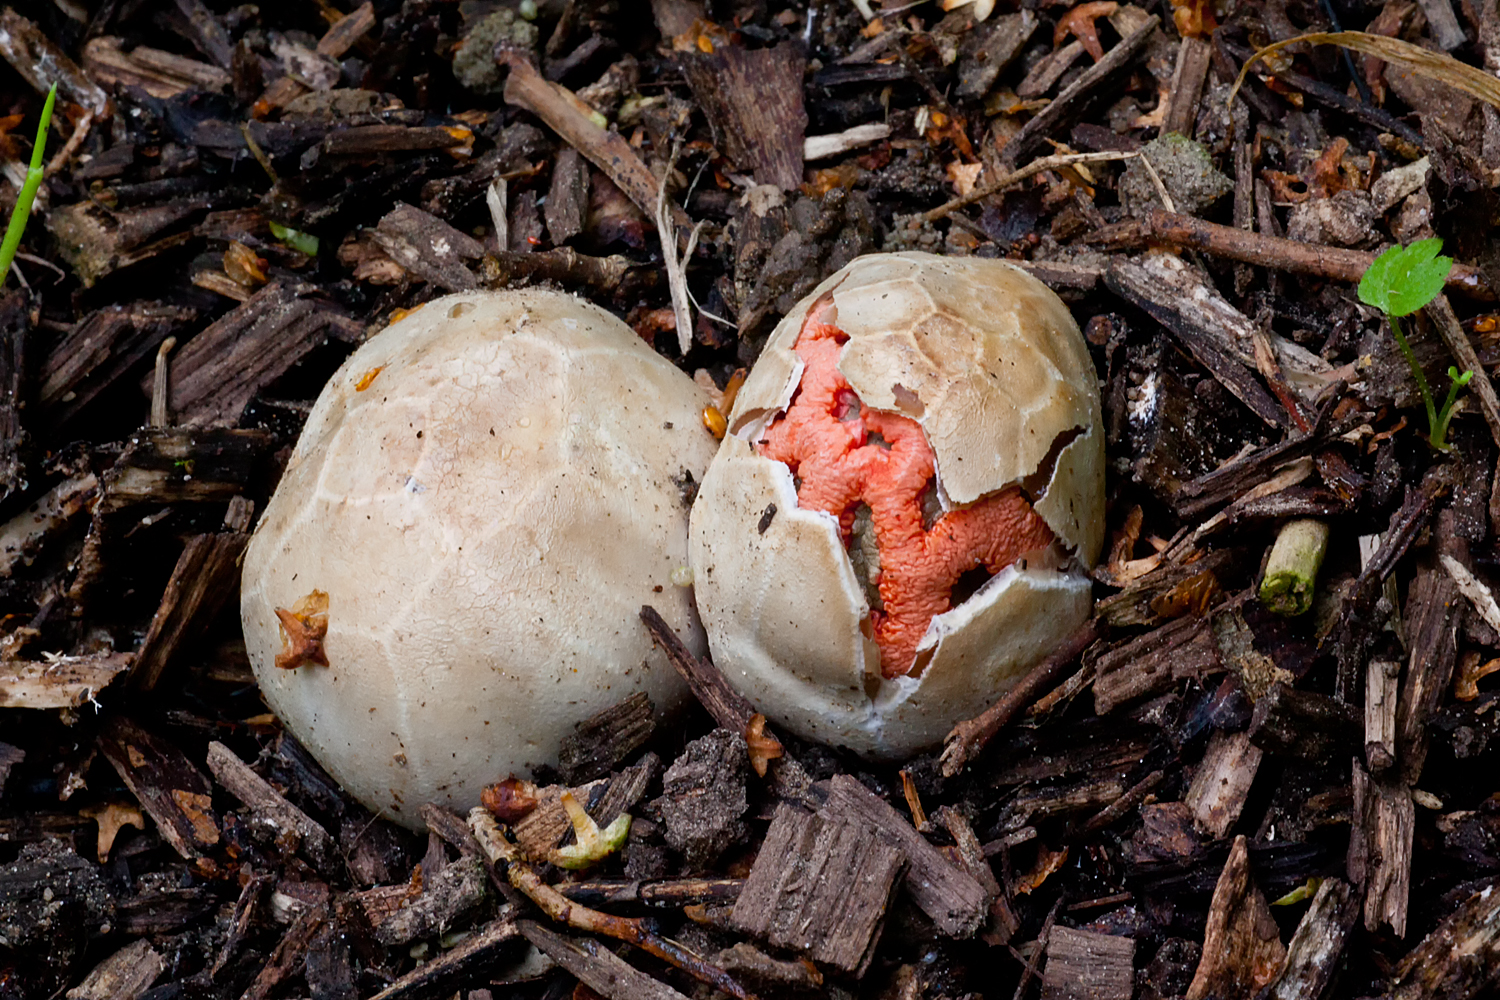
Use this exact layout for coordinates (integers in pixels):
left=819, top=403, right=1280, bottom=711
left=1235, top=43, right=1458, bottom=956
left=689, top=252, right=1104, bottom=759
left=241, top=290, right=714, bottom=828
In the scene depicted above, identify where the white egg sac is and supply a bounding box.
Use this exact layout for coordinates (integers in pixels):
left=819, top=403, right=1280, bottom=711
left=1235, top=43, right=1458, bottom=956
left=689, top=252, right=1104, bottom=759
left=241, top=290, right=716, bottom=828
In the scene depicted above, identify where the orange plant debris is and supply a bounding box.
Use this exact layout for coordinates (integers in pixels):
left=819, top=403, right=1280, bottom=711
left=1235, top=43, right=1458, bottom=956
left=758, top=302, right=1054, bottom=679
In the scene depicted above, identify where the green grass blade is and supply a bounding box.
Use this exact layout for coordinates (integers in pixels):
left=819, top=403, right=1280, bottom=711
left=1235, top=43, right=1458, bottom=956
left=0, top=84, right=58, bottom=289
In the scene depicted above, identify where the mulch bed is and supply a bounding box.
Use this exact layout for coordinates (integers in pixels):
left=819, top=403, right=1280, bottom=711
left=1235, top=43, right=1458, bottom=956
left=0, top=0, right=1496, bottom=997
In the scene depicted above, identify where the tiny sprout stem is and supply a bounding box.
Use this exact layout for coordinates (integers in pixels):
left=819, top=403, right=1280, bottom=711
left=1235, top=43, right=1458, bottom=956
left=0, top=84, right=57, bottom=289
left=1431, top=368, right=1473, bottom=451
left=1388, top=313, right=1439, bottom=439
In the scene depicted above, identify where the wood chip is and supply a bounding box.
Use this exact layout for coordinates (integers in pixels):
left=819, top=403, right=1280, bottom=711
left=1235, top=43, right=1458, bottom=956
left=1263, top=878, right=1359, bottom=1000
left=1042, top=926, right=1136, bottom=1000
left=372, top=202, right=485, bottom=291
left=205, top=741, right=336, bottom=868
left=519, top=920, right=693, bottom=1000
left=0, top=652, right=131, bottom=709
left=1185, top=835, right=1287, bottom=1000
left=152, top=281, right=356, bottom=426
left=1349, top=760, right=1415, bottom=935
left=731, top=803, right=904, bottom=975
left=681, top=41, right=806, bottom=190
left=97, top=715, right=220, bottom=859
left=821, top=774, right=991, bottom=937
left=1184, top=729, right=1262, bottom=839
left=65, top=938, right=164, bottom=1000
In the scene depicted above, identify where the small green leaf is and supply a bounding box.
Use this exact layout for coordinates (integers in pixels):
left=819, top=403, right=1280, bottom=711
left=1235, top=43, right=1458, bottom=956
left=1359, top=238, right=1453, bottom=317
left=1449, top=366, right=1474, bottom=386
left=268, top=221, right=319, bottom=257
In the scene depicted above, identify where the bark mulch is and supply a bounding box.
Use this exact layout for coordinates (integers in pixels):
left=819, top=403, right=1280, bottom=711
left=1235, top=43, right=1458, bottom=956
left=0, top=0, right=1497, bottom=998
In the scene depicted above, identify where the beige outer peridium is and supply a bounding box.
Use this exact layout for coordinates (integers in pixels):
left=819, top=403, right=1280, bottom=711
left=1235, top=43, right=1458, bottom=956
left=242, top=290, right=716, bottom=828
left=690, top=252, right=1104, bottom=759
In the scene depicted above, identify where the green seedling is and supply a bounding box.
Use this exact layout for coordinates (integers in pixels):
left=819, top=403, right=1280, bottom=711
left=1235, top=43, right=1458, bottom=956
left=548, top=790, right=631, bottom=870
left=0, top=84, right=58, bottom=289
left=1357, top=238, right=1465, bottom=450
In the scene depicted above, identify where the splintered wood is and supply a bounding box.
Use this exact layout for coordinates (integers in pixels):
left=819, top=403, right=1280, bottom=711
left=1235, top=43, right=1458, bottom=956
left=1185, top=836, right=1286, bottom=1000
left=1042, top=926, right=1135, bottom=1000
left=730, top=803, right=904, bottom=975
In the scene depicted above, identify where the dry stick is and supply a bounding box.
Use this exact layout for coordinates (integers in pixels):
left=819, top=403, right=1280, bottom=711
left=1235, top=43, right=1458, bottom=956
left=503, top=53, right=690, bottom=231
left=467, top=808, right=760, bottom=1000
left=640, top=605, right=755, bottom=732
left=941, top=618, right=1100, bottom=777
left=1113, top=209, right=1493, bottom=299
left=1076, top=769, right=1165, bottom=836
left=1426, top=293, right=1500, bottom=450
left=920, top=151, right=1137, bottom=223
left=1002, top=14, right=1160, bottom=167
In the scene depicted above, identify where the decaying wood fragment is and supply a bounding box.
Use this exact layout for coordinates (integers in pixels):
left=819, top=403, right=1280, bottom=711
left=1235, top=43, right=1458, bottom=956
left=479, top=247, right=637, bottom=291
left=1397, top=549, right=1464, bottom=783
left=240, top=905, right=326, bottom=1000
left=129, top=498, right=252, bottom=691
left=65, top=937, right=163, bottom=1000
left=503, top=55, right=689, bottom=230
left=942, top=619, right=1099, bottom=775
left=1002, top=15, right=1160, bottom=166
left=821, top=774, right=992, bottom=937
left=1248, top=684, right=1363, bottom=759
left=520, top=920, right=692, bottom=1000
left=39, top=303, right=197, bottom=427
left=1263, top=878, right=1359, bottom=1000
left=367, top=911, right=520, bottom=1000
left=1042, top=925, right=1136, bottom=1000
left=681, top=41, right=806, bottom=190
left=558, top=691, right=656, bottom=783
left=559, top=877, right=744, bottom=909
left=1105, top=254, right=1328, bottom=428
left=1349, top=760, right=1415, bottom=935
left=0, top=652, right=131, bottom=710
left=372, top=203, right=484, bottom=291
left=98, top=428, right=271, bottom=514
left=204, top=741, right=335, bottom=868
left=152, top=281, right=357, bottom=426
left=730, top=803, right=904, bottom=975
left=82, top=37, right=231, bottom=98
left=97, top=715, right=219, bottom=859
left=641, top=604, right=755, bottom=732
left=1365, top=658, right=1401, bottom=773
left=1394, top=879, right=1500, bottom=1000
left=0, top=9, right=109, bottom=113
left=1185, top=730, right=1262, bottom=839
left=353, top=855, right=488, bottom=945
left=1092, top=208, right=1493, bottom=299
left=1185, top=835, right=1286, bottom=1000
left=1163, top=36, right=1212, bottom=137
left=1093, top=615, right=1223, bottom=715
left=544, top=146, right=589, bottom=244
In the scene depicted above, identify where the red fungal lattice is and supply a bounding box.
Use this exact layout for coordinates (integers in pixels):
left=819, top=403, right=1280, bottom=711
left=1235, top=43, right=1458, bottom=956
left=758, top=301, right=1056, bottom=678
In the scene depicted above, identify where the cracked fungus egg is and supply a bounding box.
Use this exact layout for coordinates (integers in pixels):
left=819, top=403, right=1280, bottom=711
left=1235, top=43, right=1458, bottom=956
left=241, top=290, right=717, bottom=828
left=689, top=252, right=1104, bottom=758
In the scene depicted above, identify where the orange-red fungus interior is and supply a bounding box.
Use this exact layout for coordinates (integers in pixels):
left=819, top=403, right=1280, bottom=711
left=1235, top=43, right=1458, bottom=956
left=758, top=300, right=1055, bottom=678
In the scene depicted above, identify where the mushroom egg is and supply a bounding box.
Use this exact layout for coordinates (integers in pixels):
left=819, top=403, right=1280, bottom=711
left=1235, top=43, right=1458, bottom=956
left=689, top=252, right=1104, bottom=758
left=241, top=290, right=715, bottom=828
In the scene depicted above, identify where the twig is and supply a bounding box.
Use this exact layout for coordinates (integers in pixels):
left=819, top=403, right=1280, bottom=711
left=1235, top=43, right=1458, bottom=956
left=1440, top=554, right=1500, bottom=635
left=1093, top=209, right=1493, bottom=299
left=941, top=618, right=1100, bottom=777
left=640, top=605, right=756, bottom=732
left=150, top=337, right=176, bottom=429
left=503, top=53, right=690, bottom=230
left=921, top=151, right=1137, bottom=223
left=467, top=808, right=759, bottom=1000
